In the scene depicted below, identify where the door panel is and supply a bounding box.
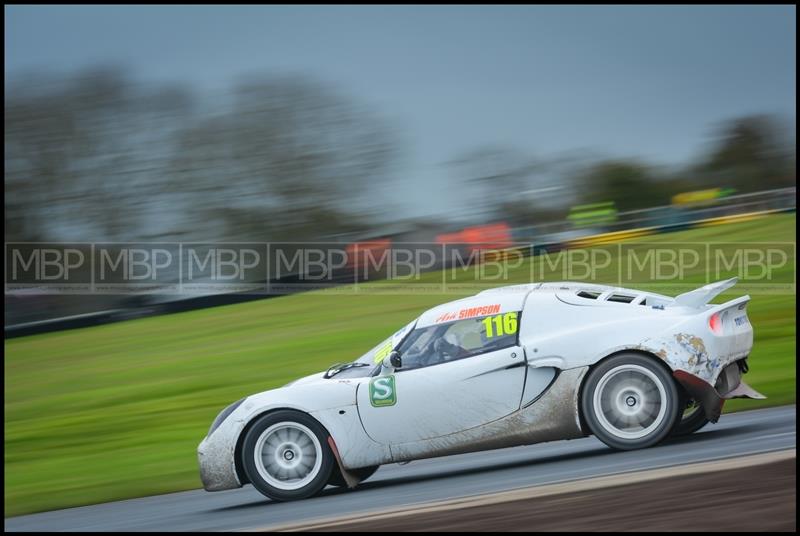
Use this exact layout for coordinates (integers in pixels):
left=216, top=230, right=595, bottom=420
left=357, top=346, right=525, bottom=445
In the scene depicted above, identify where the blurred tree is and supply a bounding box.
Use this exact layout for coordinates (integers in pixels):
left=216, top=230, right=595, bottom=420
left=5, top=69, right=793, bottom=246
left=449, top=146, right=542, bottom=222
left=5, top=67, right=194, bottom=242
left=5, top=70, right=395, bottom=243
left=696, top=115, right=796, bottom=193
left=169, top=75, right=396, bottom=241
left=576, top=160, right=669, bottom=212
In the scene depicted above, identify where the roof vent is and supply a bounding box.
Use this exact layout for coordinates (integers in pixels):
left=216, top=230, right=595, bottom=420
left=607, top=294, right=636, bottom=304
left=577, top=290, right=601, bottom=300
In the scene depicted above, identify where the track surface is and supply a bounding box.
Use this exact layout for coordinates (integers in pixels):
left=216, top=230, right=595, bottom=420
left=5, top=405, right=796, bottom=532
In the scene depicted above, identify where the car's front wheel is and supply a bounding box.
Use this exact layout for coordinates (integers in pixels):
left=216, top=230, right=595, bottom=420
left=582, top=353, right=681, bottom=450
left=241, top=410, right=335, bottom=501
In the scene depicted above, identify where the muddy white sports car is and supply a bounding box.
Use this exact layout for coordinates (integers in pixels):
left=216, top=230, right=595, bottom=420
left=198, top=278, right=763, bottom=501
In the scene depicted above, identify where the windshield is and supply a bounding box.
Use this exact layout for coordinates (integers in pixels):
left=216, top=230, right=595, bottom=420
left=327, top=319, right=417, bottom=378
left=354, top=319, right=416, bottom=365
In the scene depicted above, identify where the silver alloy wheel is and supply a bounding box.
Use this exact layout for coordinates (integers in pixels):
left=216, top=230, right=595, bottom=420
left=592, top=364, right=668, bottom=440
left=254, top=421, right=323, bottom=491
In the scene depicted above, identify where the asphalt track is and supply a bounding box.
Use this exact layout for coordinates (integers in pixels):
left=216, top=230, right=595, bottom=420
left=5, top=405, right=796, bottom=532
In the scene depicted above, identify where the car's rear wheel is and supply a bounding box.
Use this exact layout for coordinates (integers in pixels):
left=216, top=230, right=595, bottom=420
left=582, top=353, right=681, bottom=450
left=241, top=410, right=335, bottom=501
left=671, top=399, right=710, bottom=437
left=327, top=465, right=380, bottom=488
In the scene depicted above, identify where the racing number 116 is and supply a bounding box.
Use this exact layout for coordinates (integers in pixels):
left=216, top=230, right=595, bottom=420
left=482, top=312, right=518, bottom=339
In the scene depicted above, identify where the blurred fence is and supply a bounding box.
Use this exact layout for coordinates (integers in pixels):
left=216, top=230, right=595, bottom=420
left=4, top=186, right=796, bottom=337
left=514, top=186, right=796, bottom=243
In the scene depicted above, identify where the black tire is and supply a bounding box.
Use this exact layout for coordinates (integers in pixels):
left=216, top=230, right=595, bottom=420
left=671, top=400, right=710, bottom=437
left=581, top=353, right=681, bottom=451
left=327, top=465, right=380, bottom=488
left=241, top=410, right=335, bottom=501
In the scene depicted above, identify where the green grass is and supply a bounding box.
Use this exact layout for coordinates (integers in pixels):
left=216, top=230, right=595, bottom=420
left=4, top=213, right=796, bottom=516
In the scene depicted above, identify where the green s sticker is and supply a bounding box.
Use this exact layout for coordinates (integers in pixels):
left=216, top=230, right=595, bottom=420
left=369, top=376, right=396, bottom=407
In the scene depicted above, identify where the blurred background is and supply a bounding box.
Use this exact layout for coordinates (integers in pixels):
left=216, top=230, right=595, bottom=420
left=5, top=5, right=796, bottom=326
left=4, top=5, right=796, bottom=517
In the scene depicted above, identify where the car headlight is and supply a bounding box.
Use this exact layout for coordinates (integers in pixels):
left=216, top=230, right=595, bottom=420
left=207, top=398, right=246, bottom=437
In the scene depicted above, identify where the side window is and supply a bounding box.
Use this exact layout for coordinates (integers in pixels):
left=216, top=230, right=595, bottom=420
left=397, top=312, right=520, bottom=371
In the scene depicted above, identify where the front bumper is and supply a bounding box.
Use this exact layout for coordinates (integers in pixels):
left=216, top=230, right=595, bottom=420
left=197, top=421, right=243, bottom=491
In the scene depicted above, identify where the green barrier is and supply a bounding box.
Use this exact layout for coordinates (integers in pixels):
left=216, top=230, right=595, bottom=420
left=567, top=201, right=618, bottom=228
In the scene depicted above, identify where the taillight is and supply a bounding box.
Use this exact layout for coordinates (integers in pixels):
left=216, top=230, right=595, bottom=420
left=709, top=312, right=723, bottom=335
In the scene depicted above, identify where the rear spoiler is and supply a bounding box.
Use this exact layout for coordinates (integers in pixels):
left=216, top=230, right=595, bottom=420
left=672, top=278, right=739, bottom=309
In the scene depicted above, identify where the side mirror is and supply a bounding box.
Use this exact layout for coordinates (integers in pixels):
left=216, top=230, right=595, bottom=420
left=383, top=350, right=402, bottom=370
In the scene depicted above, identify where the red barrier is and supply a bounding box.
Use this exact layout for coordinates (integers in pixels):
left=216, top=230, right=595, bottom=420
left=345, top=238, right=393, bottom=270
left=436, top=222, right=513, bottom=252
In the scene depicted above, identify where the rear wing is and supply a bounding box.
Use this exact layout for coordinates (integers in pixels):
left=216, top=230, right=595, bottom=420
left=672, top=278, right=740, bottom=309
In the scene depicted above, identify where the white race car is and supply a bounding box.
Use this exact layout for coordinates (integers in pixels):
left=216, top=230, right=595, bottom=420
left=198, top=279, right=763, bottom=501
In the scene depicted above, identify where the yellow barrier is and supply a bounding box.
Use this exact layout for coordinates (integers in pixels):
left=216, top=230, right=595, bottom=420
left=560, top=208, right=788, bottom=249
left=694, top=208, right=787, bottom=227
left=565, top=227, right=657, bottom=249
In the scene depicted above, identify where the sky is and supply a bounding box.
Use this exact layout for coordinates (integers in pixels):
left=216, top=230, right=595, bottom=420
left=5, top=5, right=797, bottom=220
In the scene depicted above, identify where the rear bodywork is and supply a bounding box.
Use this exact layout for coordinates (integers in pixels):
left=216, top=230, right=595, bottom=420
left=515, top=279, right=761, bottom=423
left=198, top=278, right=762, bottom=492
left=632, top=280, right=762, bottom=422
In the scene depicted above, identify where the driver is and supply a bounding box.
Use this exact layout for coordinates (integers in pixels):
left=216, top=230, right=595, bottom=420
left=433, top=336, right=467, bottom=362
